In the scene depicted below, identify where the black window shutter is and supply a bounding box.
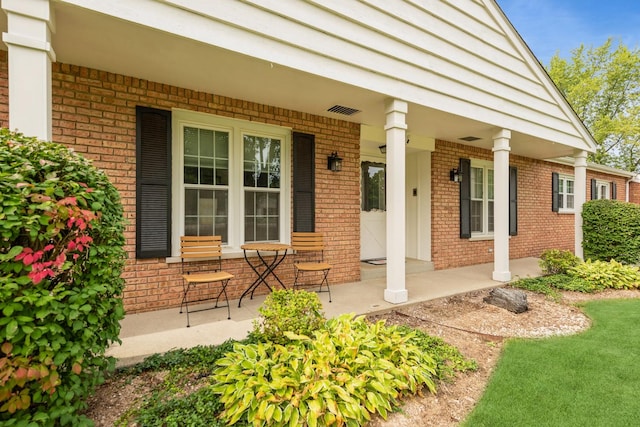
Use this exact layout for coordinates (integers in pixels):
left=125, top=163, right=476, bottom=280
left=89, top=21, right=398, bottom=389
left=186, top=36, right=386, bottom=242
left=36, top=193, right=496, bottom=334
left=591, top=178, right=597, bottom=200
left=611, top=181, right=617, bottom=199
left=509, top=166, right=518, bottom=236
left=552, top=172, right=559, bottom=212
left=459, top=158, right=471, bottom=238
left=136, top=106, right=172, bottom=258
left=293, top=132, right=315, bottom=232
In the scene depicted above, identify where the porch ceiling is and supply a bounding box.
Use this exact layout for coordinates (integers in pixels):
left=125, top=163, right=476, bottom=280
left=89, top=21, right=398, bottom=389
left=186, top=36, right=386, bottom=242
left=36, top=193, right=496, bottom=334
left=1, top=3, right=580, bottom=160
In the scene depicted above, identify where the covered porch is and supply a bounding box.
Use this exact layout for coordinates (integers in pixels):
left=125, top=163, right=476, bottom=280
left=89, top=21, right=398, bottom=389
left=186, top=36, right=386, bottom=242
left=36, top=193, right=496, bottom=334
left=108, top=257, right=542, bottom=366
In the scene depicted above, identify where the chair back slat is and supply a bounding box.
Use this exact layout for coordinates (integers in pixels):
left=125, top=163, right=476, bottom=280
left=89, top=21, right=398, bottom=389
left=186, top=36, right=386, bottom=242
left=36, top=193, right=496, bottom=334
left=180, top=236, right=224, bottom=260
left=291, top=232, right=325, bottom=252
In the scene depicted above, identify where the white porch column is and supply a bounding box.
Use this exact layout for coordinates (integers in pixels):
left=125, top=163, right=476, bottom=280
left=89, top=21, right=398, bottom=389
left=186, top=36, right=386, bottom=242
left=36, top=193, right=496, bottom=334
left=384, top=99, right=408, bottom=304
left=492, top=129, right=511, bottom=282
left=574, top=150, right=588, bottom=260
left=2, top=0, right=55, bottom=141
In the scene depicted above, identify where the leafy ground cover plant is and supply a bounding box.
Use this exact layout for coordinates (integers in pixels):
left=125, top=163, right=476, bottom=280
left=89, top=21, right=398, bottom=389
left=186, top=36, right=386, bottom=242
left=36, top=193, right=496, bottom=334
left=568, top=259, right=640, bottom=291
left=538, top=249, right=581, bottom=275
left=213, top=314, right=462, bottom=426
left=0, top=129, right=126, bottom=425
left=117, top=315, right=476, bottom=426
left=250, top=289, right=325, bottom=344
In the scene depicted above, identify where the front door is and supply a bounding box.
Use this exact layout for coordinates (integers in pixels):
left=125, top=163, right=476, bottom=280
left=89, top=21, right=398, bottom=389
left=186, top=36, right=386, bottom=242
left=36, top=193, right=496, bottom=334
left=360, top=161, right=386, bottom=260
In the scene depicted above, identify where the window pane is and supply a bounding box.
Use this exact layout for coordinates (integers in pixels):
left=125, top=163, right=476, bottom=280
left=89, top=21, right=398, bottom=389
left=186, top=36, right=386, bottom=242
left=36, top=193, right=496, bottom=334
left=488, top=170, right=494, bottom=200
left=215, top=132, right=229, bottom=157
left=184, top=127, right=199, bottom=155
left=199, top=129, right=214, bottom=157
left=567, top=195, right=574, bottom=209
left=183, top=189, right=228, bottom=241
left=184, top=156, right=198, bottom=184
left=488, top=201, right=494, bottom=232
left=243, top=135, right=281, bottom=189
left=183, top=126, right=229, bottom=186
left=361, top=162, right=386, bottom=212
left=200, top=157, right=214, bottom=185
left=471, top=200, right=483, bottom=232
left=566, top=180, right=574, bottom=195
left=471, top=167, right=483, bottom=198
left=185, top=189, right=197, bottom=216
left=245, top=190, right=279, bottom=242
left=215, top=159, right=229, bottom=185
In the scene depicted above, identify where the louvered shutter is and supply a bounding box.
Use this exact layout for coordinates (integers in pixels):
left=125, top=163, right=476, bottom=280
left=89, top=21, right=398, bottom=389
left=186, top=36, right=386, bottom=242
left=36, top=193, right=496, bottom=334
left=293, top=132, right=315, bottom=232
left=552, top=172, right=559, bottom=212
left=509, top=166, right=518, bottom=236
left=136, top=107, right=172, bottom=258
left=591, top=178, right=597, bottom=200
left=459, top=158, right=471, bottom=238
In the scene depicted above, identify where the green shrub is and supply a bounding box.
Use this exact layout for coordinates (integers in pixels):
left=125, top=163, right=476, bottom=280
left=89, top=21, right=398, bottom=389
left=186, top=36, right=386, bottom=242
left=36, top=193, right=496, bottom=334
left=509, top=277, right=562, bottom=301
left=0, top=129, right=126, bottom=425
left=539, top=249, right=581, bottom=275
left=569, top=259, right=640, bottom=291
left=251, top=289, right=325, bottom=344
left=399, top=326, right=477, bottom=380
left=582, top=199, right=640, bottom=264
left=213, top=314, right=438, bottom=426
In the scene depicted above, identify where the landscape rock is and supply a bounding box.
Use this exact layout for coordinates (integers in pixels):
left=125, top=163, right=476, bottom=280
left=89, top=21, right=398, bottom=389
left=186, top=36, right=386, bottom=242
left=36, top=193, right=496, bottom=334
left=483, top=288, right=528, bottom=314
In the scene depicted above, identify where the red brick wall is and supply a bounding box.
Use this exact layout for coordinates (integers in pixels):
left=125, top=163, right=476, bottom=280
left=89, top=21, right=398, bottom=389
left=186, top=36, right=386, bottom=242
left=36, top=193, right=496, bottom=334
left=431, top=140, right=629, bottom=270
left=630, top=181, right=640, bottom=204
left=0, top=51, right=360, bottom=313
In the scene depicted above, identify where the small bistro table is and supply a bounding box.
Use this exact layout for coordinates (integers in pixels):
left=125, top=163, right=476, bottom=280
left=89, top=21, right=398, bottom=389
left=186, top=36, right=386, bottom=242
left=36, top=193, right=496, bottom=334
left=239, top=242, right=290, bottom=307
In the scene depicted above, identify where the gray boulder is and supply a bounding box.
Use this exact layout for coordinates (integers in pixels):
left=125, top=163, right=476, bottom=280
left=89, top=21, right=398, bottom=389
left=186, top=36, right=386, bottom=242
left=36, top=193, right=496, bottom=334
left=483, top=288, right=528, bottom=314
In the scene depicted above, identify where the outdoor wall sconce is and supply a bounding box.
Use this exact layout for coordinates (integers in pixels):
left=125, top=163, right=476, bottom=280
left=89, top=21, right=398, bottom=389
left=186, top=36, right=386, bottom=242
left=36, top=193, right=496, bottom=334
left=327, top=151, right=343, bottom=172
left=378, top=145, right=387, bottom=154
left=450, top=168, right=462, bottom=182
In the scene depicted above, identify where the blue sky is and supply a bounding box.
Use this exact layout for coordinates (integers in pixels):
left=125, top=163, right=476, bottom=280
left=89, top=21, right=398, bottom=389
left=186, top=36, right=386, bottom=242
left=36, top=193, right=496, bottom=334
left=496, top=0, right=640, bottom=65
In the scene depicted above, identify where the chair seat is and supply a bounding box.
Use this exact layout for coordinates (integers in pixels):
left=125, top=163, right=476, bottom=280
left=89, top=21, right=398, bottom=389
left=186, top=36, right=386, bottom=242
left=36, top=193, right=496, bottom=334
left=294, top=262, right=331, bottom=272
left=182, top=271, right=234, bottom=283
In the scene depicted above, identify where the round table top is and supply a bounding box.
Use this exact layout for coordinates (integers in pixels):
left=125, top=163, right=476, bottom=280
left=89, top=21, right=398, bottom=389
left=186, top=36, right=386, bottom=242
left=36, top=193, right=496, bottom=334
left=241, top=243, right=290, bottom=251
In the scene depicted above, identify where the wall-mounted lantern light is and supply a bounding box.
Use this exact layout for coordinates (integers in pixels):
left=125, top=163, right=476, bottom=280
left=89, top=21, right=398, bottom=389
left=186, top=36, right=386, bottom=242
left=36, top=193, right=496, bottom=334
left=378, top=145, right=387, bottom=154
left=450, top=168, right=462, bottom=182
left=327, top=151, right=343, bottom=172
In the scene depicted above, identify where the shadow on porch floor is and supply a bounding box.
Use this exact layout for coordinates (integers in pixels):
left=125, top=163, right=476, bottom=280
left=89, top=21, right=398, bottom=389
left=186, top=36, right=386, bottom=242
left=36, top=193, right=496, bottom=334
left=108, top=257, right=542, bottom=367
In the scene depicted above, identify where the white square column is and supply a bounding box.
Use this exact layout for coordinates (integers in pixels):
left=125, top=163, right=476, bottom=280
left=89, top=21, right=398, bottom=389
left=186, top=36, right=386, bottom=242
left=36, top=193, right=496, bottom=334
left=492, top=129, right=511, bottom=282
left=573, top=150, right=588, bottom=260
left=384, top=98, right=409, bottom=304
left=2, top=0, right=55, bottom=141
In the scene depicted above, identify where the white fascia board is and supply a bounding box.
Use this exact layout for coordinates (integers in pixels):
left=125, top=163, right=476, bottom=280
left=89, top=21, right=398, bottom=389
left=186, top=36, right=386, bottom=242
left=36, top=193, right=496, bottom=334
left=548, top=157, right=636, bottom=178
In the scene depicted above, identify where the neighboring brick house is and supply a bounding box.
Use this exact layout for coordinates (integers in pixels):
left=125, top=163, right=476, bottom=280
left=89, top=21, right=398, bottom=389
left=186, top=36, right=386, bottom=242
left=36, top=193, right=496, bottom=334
left=1, top=0, right=637, bottom=313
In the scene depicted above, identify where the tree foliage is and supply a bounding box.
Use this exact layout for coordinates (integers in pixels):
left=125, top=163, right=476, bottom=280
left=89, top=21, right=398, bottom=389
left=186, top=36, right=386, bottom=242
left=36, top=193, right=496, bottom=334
left=547, top=39, right=640, bottom=171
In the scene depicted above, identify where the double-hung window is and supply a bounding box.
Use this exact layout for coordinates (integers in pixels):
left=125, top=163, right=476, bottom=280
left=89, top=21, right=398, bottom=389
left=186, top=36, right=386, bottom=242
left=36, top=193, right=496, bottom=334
left=172, top=110, right=290, bottom=254
left=558, top=175, right=575, bottom=211
left=595, top=180, right=610, bottom=200
left=470, top=160, right=494, bottom=236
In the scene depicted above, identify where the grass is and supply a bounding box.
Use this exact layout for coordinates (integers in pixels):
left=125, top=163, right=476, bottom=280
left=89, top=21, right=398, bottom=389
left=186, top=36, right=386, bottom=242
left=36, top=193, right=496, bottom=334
left=463, top=299, right=640, bottom=426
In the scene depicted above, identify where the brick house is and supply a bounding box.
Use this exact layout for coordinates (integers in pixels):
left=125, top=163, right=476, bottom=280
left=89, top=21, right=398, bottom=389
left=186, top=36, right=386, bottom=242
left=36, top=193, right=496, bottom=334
left=2, top=0, right=637, bottom=314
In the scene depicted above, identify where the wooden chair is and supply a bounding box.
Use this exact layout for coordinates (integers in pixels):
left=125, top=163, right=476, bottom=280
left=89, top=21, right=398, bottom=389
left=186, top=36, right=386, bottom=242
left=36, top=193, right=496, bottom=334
left=180, top=236, right=233, bottom=327
left=291, top=232, right=332, bottom=302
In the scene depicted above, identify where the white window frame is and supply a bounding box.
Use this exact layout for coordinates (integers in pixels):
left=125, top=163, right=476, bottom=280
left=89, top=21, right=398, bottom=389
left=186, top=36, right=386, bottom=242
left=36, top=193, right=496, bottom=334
left=470, top=159, right=494, bottom=238
left=558, top=174, right=575, bottom=213
left=595, top=180, right=610, bottom=200
left=171, top=109, right=291, bottom=256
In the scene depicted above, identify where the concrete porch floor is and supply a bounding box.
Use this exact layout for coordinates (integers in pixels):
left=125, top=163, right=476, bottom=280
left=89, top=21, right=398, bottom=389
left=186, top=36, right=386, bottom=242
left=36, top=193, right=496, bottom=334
left=107, top=257, right=542, bottom=366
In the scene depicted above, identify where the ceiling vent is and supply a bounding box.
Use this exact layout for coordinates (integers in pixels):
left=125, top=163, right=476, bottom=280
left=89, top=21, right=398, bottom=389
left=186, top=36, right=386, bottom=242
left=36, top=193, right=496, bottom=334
left=459, top=136, right=481, bottom=142
left=327, top=105, right=360, bottom=116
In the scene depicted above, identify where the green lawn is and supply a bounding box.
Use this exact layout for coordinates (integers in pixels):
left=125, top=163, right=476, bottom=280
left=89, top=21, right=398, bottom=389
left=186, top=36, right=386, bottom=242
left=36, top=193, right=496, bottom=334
left=463, top=299, right=640, bottom=426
